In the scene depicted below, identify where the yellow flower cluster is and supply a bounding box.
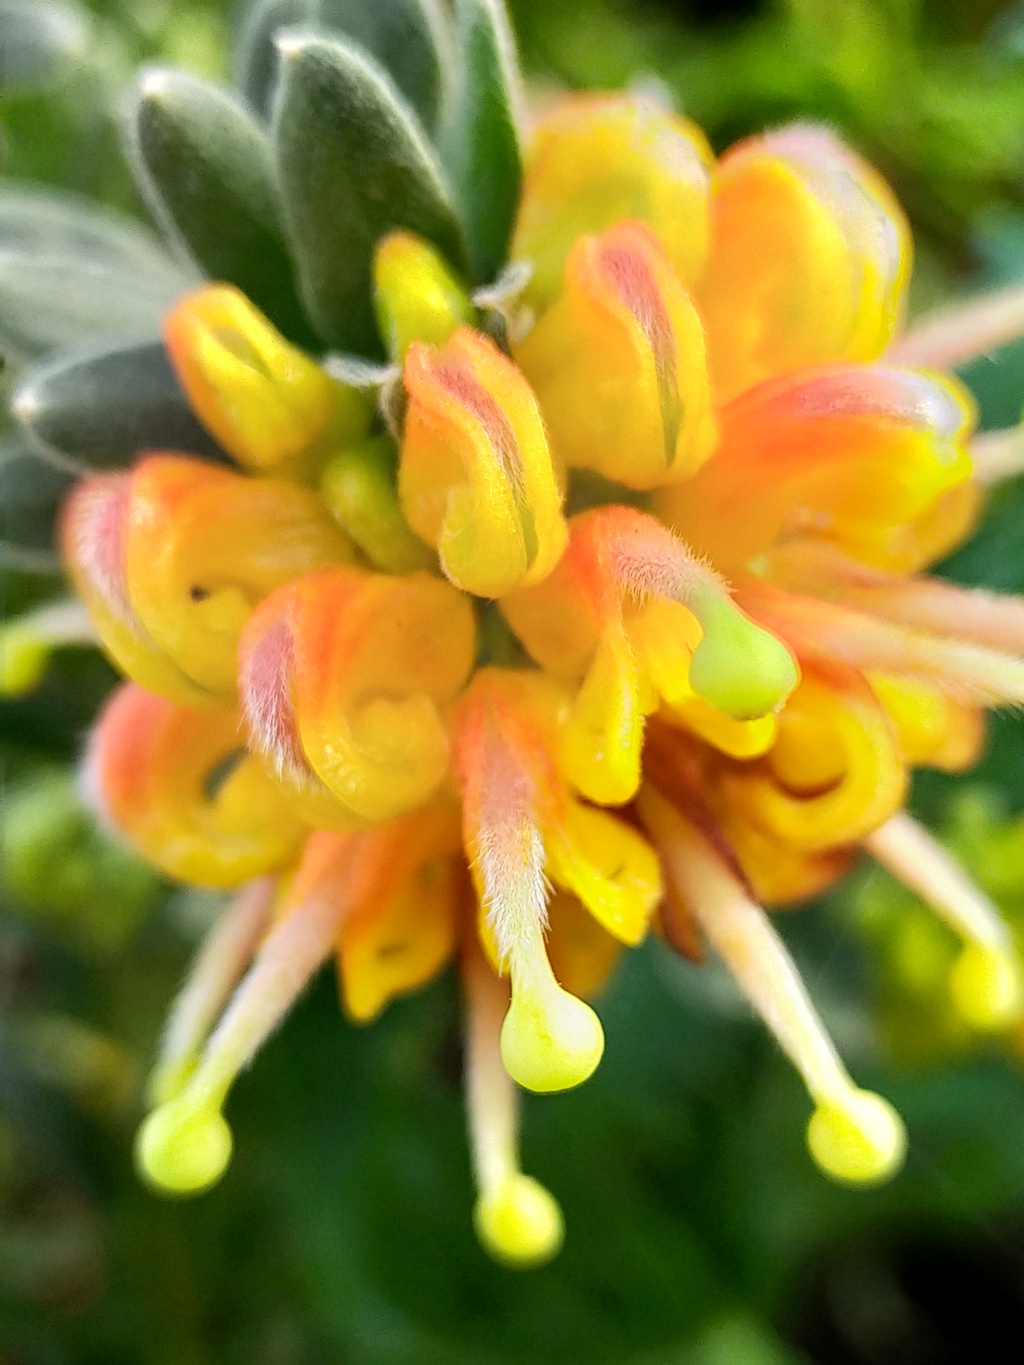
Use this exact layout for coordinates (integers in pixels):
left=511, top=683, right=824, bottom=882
left=51, top=94, right=1024, bottom=1265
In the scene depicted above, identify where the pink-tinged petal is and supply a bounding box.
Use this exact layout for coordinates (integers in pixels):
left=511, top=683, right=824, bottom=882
left=656, top=365, right=975, bottom=576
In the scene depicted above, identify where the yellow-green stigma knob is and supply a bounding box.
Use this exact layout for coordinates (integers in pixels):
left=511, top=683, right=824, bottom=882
left=474, top=1174, right=565, bottom=1268
left=950, top=943, right=1024, bottom=1031
left=501, top=953, right=605, bottom=1093
left=806, top=1089, right=907, bottom=1186
left=688, top=588, right=799, bottom=720
left=135, top=1094, right=233, bottom=1195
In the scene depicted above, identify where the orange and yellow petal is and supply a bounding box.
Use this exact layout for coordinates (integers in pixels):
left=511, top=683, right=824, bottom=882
left=512, top=92, right=712, bottom=309
left=515, top=221, right=716, bottom=489
left=165, top=284, right=371, bottom=470
left=86, top=683, right=305, bottom=887
left=700, top=124, right=910, bottom=402
left=399, top=327, right=567, bottom=597
left=239, top=565, right=476, bottom=826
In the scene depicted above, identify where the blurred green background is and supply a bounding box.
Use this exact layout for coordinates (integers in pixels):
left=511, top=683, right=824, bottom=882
left=4, top=1, right=1024, bottom=1361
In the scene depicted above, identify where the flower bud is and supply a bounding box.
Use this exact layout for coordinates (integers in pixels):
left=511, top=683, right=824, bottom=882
left=165, top=283, right=371, bottom=469
left=399, top=327, right=566, bottom=597
left=700, top=124, right=911, bottom=401
left=512, top=93, right=711, bottom=308
left=516, top=222, right=716, bottom=489
left=320, top=434, right=433, bottom=573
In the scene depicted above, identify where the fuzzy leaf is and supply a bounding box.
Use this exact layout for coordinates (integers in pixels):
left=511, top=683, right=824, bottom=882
left=0, top=186, right=191, bottom=363
left=317, top=0, right=449, bottom=134
left=441, top=0, right=522, bottom=284
left=13, top=340, right=227, bottom=470
left=273, top=31, right=467, bottom=355
left=0, top=0, right=88, bottom=91
left=234, top=0, right=317, bottom=118
left=127, top=67, right=314, bottom=347
left=0, top=437, right=72, bottom=567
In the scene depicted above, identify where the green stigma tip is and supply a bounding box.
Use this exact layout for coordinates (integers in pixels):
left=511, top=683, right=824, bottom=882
left=806, top=1089, right=907, bottom=1186
left=500, top=980, right=605, bottom=1093
left=474, top=1175, right=565, bottom=1268
left=689, top=596, right=799, bottom=720
left=950, top=943, right=1024, bottom=1032
left=135, top=1096, right=233, bottom=1196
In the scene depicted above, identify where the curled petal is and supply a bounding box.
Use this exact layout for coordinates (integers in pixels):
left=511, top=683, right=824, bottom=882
left=62, top=472, right=210, bottom=706
left=545, top=800, right=661, bottom=946
left=657, top=365, right=975, bottom=577
left=399, top=327, right=566, bottom=597
left=165, top=283, right=371, bottom=469
left=641, top=720, right=849, bottom=905
left=868, top=673, right=984, bottom=772
left=544, top=891, right=623, bottom=1000
left=515, top=222, right=716, bottom=489
left=125, top=456, right=352, bottom=695
left=85, top=684, right=306, bottom=887
left=721, top=663, right=907, bottom=852
left=239, top=566, right=476, bottom=826
left=700, top=124, right=910, bottom=401
left=512, top=93, right=712, bottom=309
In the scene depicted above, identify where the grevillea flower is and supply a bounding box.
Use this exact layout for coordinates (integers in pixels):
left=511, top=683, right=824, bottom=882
left=10, top=1, right=1024, bottom=1269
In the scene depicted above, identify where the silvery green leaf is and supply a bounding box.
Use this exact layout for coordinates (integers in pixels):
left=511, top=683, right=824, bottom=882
left=317, top=0, right=449, bottom=134
left=441, top=0, right=522, bottom=283
left=0, top=186, right=192, bottom=363
left=127, top=67, right=313, bottom=345
left=0, top=437, right=71, bottom=568
left=0, top=0, right=88, bottom=92
left=273, top=31, right=467, bottom=355
left=0, top=185, right=188, bottom=282
left=234, top=0, right=318, bottom=117
left=12, top=340, right=227, bottom=471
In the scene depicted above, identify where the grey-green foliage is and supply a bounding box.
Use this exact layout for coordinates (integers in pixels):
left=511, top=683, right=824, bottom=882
left=13, top=339, right=226, bottom=469
left=0, top=186, right=192, bottom=363
left=235, top=0, right=449, bottom=134
left=316, top=0, right=449, bottom=135
left=234, top=0, right=323, bottom=114
left=442, top=0, right=522, bottom=284
left=126, top=66, right=314, bottom=345
left=0, top=437, right=71, bottom=565
left=273, top=31, right=467, bottom=355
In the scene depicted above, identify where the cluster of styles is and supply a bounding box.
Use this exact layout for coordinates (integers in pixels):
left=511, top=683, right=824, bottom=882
left=8, top=0, right=1024, bottom=1267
